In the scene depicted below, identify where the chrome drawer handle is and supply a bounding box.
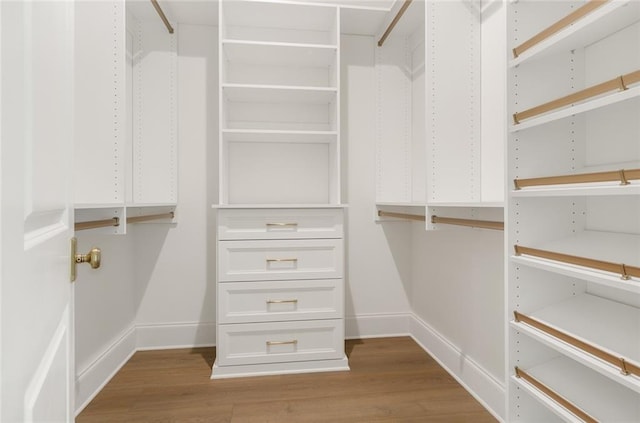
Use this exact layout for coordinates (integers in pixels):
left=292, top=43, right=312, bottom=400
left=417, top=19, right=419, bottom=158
left=266, top=222, right=298, bottom=227
left=266, top=299, right=298, bottom=305
left=266, top=340, right=298, bottom=347
left=266, top=258, right=298, bottom=264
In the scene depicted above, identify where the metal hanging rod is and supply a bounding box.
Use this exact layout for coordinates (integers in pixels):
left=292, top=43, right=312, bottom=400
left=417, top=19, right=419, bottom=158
left=514, top=311, right=640, bottom=379
left=377, top=0, right=413, bottom=47
left=75, top=217, right=120, bottom=232
left=514, top=244, right=640, bottom=280
left=515, top=168, right=640, bottom=190
left=512, top=0, right=608, bottom=58
left=513, top=69, right=640, bottom=124
left=127, top=211, right=175, bottom=224
left=514, top=367, right=598, bottom=423
left=377, top=210, right=425, bottom=221
left=150, top=0, right=174, bottom=34
left=431, top=215, right=504, bottom=231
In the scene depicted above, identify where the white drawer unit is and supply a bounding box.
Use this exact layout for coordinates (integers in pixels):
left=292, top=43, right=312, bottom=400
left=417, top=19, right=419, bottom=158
left=213, top=207, right=348, bottom=379
left=216, top=319, right=345, bottom=367
left=218, top=279, right=343, bottom=324
left=217, top=238, right=343, bottom=282
left=217, top=208, right=343, bottom=240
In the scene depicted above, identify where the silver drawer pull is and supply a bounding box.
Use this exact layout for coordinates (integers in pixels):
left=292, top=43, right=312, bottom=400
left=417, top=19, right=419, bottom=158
left=266, top=340, right=298, bottom=347
left=266, top=299, right=298, bottom=305
left=266, top=258, right=298, bottom=264
left=266, top=222, right=298, bottom=227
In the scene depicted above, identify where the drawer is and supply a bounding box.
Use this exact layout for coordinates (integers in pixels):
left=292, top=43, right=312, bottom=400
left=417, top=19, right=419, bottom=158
left=218, top=239, right=343, bottom=281
left=216, top=319, right=345, bottom=367
left=218, top=279, right=343, bottom=324
left=217, top=208, right=343, bottom=240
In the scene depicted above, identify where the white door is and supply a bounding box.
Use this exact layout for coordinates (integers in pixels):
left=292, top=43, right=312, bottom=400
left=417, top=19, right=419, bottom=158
left=1, top=1, right=76, bottom=421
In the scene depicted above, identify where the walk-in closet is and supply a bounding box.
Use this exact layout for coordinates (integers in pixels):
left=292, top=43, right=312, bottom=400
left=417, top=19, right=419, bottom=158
left=1, top=0, right=638, bottom=422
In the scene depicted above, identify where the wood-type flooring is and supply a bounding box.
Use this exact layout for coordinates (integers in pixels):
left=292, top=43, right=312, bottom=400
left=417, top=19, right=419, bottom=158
left=77, top=337, right=497, bottom=422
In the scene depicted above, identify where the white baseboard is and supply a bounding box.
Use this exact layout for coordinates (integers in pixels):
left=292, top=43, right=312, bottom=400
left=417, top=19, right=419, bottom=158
left=74, top=326, right=136, bottom=417
left=346, top=312, right=411, bottom=339
left=409, top=315, right=506, bottom=422
left=136, top=322, right=216, bottom=351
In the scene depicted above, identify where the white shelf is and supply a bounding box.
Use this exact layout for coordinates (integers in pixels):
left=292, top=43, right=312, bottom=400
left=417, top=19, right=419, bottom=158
left=222, top=129, right=337, bottom=144
left=511, top=230, right=640, bottom=292
left=427, top=202, right=504, bottom=208
left=510, top=85, right=640, bottom=132
left=530, top=294, right=640, bottom=358
left=512, top=182, right=640, bottom=198
left=212, top=204, right=347, bottom=210
left=222, top=40, right=336, bottom=68
left=513, top=356, right=640, bottom=422
left=222, top=84, right=337, bottom=104
left=376, top=202, right=426, bottom=208
left=340, top=4, right=389, bottom=36
left=510, top=1, right=640, bottom=68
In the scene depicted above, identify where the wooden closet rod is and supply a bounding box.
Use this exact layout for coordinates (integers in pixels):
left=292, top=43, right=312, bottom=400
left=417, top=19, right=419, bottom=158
left=512, top=0, right=609, bottom=58
left=514, top=244, right=640, bottom=280
left=515, top=168, right=640, bottom=190
left=514, top=366, right=598, bottom=423
left=378, top=0, right=413, bottom=47
left=150, top=0, right=174, bottom=34
left=513, top=69, right=640, bottom=124
left=75, top=217, right=120, bottom=232
left=377, top=210, right=425, bottom=221
left=514, top=311, right=640, bottom=379
left=127, top=211, right=174, bottom=224
left=431, top=216, right=504, bottom=231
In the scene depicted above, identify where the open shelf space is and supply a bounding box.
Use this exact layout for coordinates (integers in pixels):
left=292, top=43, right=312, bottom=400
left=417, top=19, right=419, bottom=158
left=513, top=356, right=640, bottom=422
left=221, top=0, right=338, bottom=46
left=510, top=82, right=640, bottom=132
left=510, top=0, right=640, bottom=68
left=221, top=40, right=337, bottom=88
left=222, top=129, right=337, bottom=144
left=222, top=84, right=337, bottom=104
left=222, top=40, right=337, bottom=68
left=513, top=293, right=640, bottom=390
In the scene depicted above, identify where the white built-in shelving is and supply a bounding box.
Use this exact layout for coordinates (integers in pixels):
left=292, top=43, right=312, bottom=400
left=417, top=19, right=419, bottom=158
left=73, top=1, right=177, bottom=234
left=374, top=0, right=505, bottom=231
left=507, top=1, right=640, bottom=421
left=213, top=0, right=346, bottom=380
left=218, top=0, right=341, bottom=206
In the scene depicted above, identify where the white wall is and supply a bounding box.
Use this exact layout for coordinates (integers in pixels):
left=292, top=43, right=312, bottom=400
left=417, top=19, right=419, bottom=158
left=74, top=233, right=136, bottom=412
left=342, top=34, right=413, bottom=337
left=133, top=23, right=217, bottom=349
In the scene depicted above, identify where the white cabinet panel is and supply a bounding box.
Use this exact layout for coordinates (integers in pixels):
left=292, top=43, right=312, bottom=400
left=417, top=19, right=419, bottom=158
left=218, top=279, right=343, bottom=324
left=218, top=239, right=343, bottom=282
left=218, top=208, right=343, bottom=240
left=216, top=319, right=344, bottom=366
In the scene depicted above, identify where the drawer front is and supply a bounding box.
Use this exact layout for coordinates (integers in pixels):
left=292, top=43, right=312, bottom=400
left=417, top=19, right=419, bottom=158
left=217, top=208, right=343, bottom=240
left=218, top=279, right=343, bottom=324
left=218, top=239, right=343, bottom=281
left=216, top=320, right=345, bottom=366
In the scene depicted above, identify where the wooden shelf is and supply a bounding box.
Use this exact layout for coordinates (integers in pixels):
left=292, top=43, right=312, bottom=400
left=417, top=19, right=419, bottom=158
left=222, top=129, right=337, bottom=144
left=222, top=84, right=337, bottom=104
left=510, top=1, right=640, bottom=67
left=222, top=40, right=337, bottom=68
left=513, top=357, right=640, bottom=421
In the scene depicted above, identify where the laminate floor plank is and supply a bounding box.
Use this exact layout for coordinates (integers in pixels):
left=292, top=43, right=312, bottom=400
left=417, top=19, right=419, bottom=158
left=77, top=337, right=497, bottom=423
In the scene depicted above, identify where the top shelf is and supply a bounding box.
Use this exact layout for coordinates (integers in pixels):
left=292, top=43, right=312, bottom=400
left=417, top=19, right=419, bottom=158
left=510, top=0, right=640, bottom=68
left=221, top=0, right=338, bottom=46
